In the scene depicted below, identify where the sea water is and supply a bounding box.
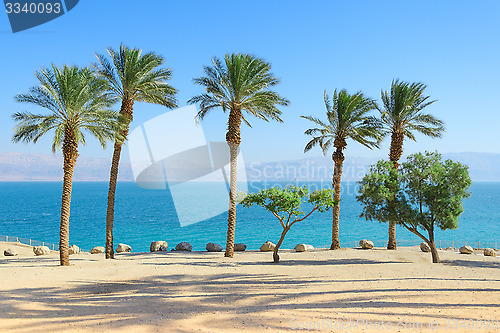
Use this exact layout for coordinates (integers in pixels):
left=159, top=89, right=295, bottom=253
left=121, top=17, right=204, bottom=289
left=0, top=181, right=498, bottom=251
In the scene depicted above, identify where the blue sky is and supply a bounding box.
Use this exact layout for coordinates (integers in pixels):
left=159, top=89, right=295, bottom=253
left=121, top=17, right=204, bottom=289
left=1, top=0, right=499, bottom=163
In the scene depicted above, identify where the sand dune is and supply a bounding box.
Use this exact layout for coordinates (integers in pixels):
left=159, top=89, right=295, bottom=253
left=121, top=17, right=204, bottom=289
left=1, top=242, right=499, bottom=332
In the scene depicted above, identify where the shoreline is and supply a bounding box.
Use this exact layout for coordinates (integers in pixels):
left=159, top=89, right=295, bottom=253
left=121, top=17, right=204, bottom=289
left=1, top=241, right=499, bottom=257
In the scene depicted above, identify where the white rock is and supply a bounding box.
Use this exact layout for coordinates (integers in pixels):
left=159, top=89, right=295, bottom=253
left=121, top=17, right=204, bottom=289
left=294, top=244, right=314, bottom=252
left=459, top=245, right=473, bottom=254
left=260, top=241, right=276, bottom=252
left=206, top=243, right=223, bottom=252
left=69, top=245, right=80, bottom=255
left=484, top=248, right=497, bottom=257
left=90, top=246, right=105, bottom=254
left=420, top=242, right=431, bottom=253
left=33, top=246, right=50, bottom=256
left=175, top=242, right=192, bottom=251
left=150, top=241, right=168, bottom=252
left=116, top=243, right=131, bottom=253
left=234, top=243, right=247, bottom=251
left=4, top=249, right=18, bottom=256
left=359, top=239, right=374, bottom=249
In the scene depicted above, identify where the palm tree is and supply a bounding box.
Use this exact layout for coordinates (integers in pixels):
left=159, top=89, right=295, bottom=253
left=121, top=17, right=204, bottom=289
left=188, top=53, right=289, bottom=257
left=378, top=79, right=445, bottom=250
left=12, top=65, right=121, bottom=266
left=302, top=90, right=382, bottom=250
left=94, top=45, right=178, bottom=259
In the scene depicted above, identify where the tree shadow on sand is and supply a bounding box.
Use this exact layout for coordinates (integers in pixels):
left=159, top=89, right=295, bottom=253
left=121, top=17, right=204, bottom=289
left=442, top=259, right=500, bottom=269
left=139, top=256, right=407, bottom=268
left=1, top=272, right=499, bottom=331
left=237, top=258, right=407, bottom=266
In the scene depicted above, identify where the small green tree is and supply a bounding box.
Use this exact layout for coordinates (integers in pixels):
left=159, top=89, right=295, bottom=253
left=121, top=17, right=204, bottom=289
left=240, top=185, right=336, bottom=263
left=356, top=152, right=471, bottom=263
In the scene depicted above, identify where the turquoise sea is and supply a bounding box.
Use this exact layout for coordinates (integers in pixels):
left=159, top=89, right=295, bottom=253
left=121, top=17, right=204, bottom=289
left=0, top=181, right=498, bottom=251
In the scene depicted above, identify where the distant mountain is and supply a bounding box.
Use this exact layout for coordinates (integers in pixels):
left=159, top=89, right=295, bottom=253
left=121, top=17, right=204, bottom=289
left=0, top=153, right=133, bottom=181
left=442, top=152, right=500, bottom=182
left=0, top=152, right=498, bottom=182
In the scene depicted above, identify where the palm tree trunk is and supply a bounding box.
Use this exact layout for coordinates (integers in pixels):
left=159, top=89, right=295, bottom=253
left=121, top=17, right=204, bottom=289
left=105, top=99, right=133, bottom=259
left=330, top=147, right=345, bottom=250
left=273, top=227, right=290, bottom=263
left=105, top=141, right=123, bottom=259
left=389, top=131, right=404, bottom=168
left=60, top=132, right=78, bottom=266
left=387, top=130, right=404, bottom=250
left=225, top=142, right=239, bottom=257
left=224, top=106, right=242, bottom=258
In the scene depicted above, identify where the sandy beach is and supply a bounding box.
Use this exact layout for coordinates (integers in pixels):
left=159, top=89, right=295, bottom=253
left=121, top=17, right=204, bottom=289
left=0, top=242, right=499, bottom=333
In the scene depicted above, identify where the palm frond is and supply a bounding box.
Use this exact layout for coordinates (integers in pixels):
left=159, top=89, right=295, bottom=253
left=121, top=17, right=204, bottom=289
left=379, top=79, right=445, bottom=142
left=94, top=44, right=178, bottom=109
left=301, top=115, right=329, bottom=129
left=303, top=89, right=381, bottom=155
left=12, top=65, right=121, bottom=153
left=188, top=53, right=289, bottom=127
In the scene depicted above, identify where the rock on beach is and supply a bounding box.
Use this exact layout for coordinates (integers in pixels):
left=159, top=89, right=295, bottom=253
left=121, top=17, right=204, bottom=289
left=150, top=241, right=168, bottom=252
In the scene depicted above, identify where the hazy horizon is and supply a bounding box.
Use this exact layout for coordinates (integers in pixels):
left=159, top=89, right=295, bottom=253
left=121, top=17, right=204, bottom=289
left=1, top=151, right=499, bottom=182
